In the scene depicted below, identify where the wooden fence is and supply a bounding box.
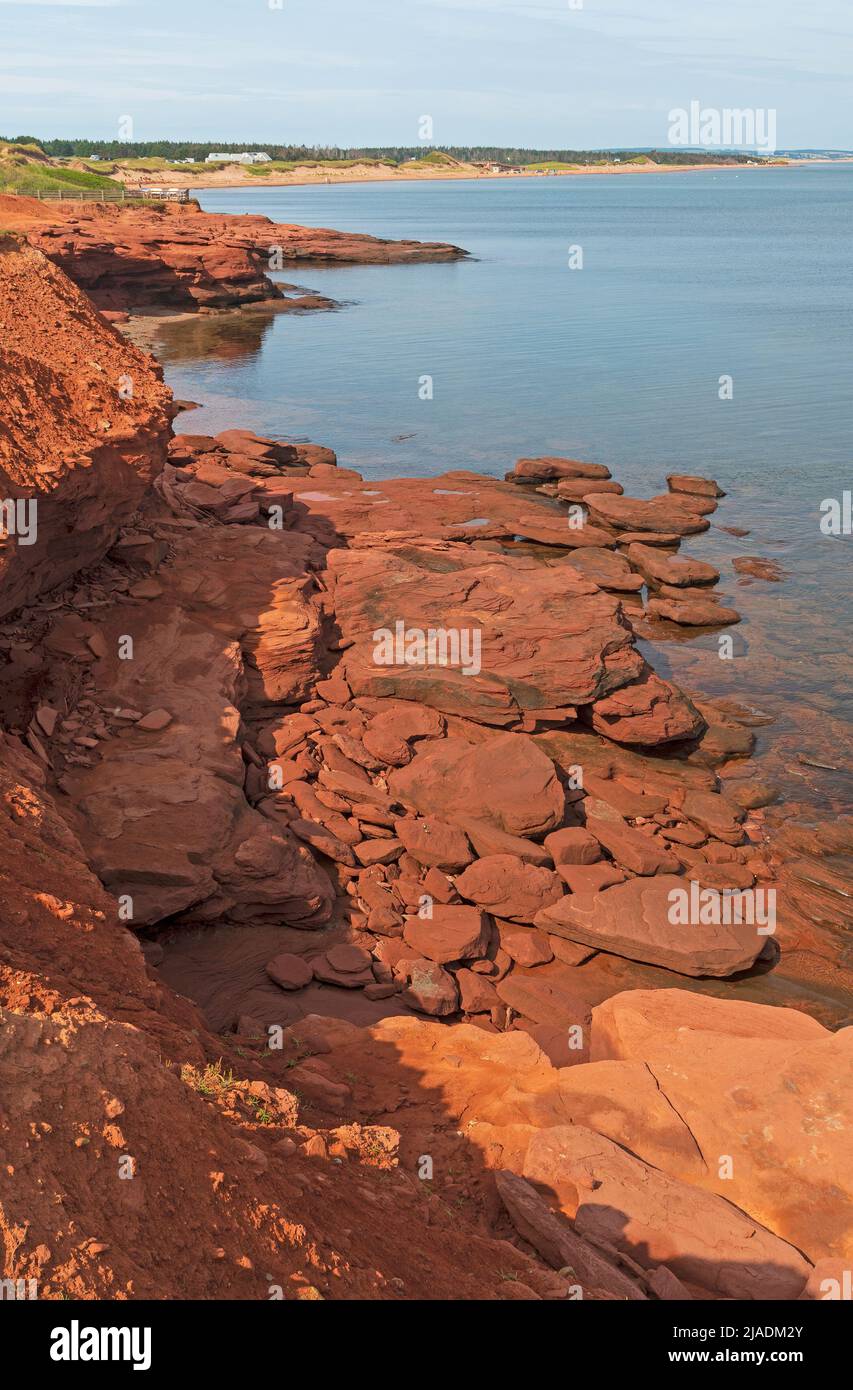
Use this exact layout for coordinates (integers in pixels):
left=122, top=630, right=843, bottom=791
left=0, top=187, right=190, bottom=204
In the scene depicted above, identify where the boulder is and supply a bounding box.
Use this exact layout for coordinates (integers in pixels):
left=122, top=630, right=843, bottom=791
left=458, top=817, right=554, bottom=867
left=627, top=541, right=719, bottom=588
left=544, top=827, right=602, bottom=866
left=512, top=457, right=613, bottom=482
left=584, top=812, right=680, bottom=876
left=585, top=494, right=710, bottom=537
left=523, top=1126, right=810, bottom=1300
left=590, top=671, right=704, bottom=746
left=564, top=547, right=644, bottom=593
left=536, top=875, right=766, bottom=976
left=666, top=473, right=725, bottom=498
left=265, top=953, right=314, bottom=990
left=399, top=958, right=459, bottom=1015
left=455, top=968, right=500, bottom=1013
left=389, top=733, right=565, bottom=838
left=494, top=1170, right=646, bottom=1299
left=394, top=815, right=474, bottom=871
left=648, top=596, right=740, bottom=627
left=496, top=921, right=554, bottom=967
left=591, top=990, right=852, bottom=1264
left=455, top=855, right=563, bottom=924
left=403, top=905, right=491, bottom=964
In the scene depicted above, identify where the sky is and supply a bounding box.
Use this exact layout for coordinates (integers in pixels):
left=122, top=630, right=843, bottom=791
left=1, top=0, right=851, bottom=149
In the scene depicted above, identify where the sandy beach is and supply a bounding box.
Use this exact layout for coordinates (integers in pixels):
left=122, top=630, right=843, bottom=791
left=112, top=155, right=802, bottom=192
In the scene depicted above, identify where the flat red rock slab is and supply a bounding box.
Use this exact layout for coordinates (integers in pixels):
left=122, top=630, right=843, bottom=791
left=330, top=542, right=644, bottom=720
left=523, top=1125, right=808, bottom=1300
left=265, top=952, right=314, bottom=990
left=512, top=457, right=613, bottom=481
left=647, top=597, right=741, bottom=626
left=586, top=493, right=710, bottom=536
left=535, top=874, right=766, bottom=977
left=667, top=472, right=725, bottom=498
left=626, top=541, right=719, bottom=587
left=389, top=733, right=565, bottom=839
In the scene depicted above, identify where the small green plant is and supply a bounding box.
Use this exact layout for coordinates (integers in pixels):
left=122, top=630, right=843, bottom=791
left=181, top=1058, right=236, bottom=1095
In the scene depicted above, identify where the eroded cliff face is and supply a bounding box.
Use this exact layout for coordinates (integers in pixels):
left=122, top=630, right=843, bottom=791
left=15, top=197, right=467, bottom=315
left=0, top=239, right=172, bottom=617
left=0, top=236, right=850, bottom=1304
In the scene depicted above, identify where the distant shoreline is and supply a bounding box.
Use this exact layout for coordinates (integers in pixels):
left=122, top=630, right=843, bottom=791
left=113, top=155, right=853, bottom=194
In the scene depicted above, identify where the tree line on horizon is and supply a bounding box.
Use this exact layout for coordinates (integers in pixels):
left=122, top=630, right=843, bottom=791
left=3, top=138, right=765, bottom=166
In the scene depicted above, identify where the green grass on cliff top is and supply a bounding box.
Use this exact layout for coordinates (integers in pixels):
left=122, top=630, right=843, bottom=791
left=0, top=141, right=118, bottom=195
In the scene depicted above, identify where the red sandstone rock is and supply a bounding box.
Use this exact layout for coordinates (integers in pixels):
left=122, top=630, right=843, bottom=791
left=522, top=1126, right=809, bottom=1300
left=732, top=555, right=787, bottom=582
left=28, top=201, right=466, bottom=314
left=555, top=862, right=625, bottom=893
left=399, top=957, right=459, bottom=1015
left=674, top=788, right=746, bottom=844
left=512, top=457, right=612, bottom=482
left=590, top=671, right=705, bottom=746
left=403, top=905, right=491, bottom=964
left=556, top=477, right=624, bottom=500
left=591, top=990, right=852, bottom=1264
left=0, top=245, right=172, bottom=619
left=354, top=838, right=403, bottom=866
left=494, top=1170, right=646, bottom=1300
left=536, top=874, right=766, bottom=976
left=584, top=812, right=681, bottom=876
left=648, top=596, right=741, bottom=626
left=455, top=967, right=500, bottom=1013
left=666, top=473, right=725, bottom=498
left=329, top=544, right=647, bottom=722
left=394, top=816, right=473, bottom=871
left=266, top=952, right=314, bottom=990
left=458, top=818, right=553, bottom=866
left=564, top=547, right=644, bottom=592
left=626, top=541, right=719, bottom=588
left=585, top=493, right=710, bottom=536
left=455, top=854, right=563, bottom=923
left=289, top=818, right=357, bottom=866
left=497, top=921, right=554, bottom=967
left=544, top=827, right=602, bottom=866
left=389, top=733, right=565, bottom=838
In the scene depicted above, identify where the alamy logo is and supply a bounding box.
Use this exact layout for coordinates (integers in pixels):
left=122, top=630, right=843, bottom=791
left=50, top=1320, right=152, bottom=1372
left=669, top=102, right=777, bottom=154
left=820, top=492, right=852, bottom=535
left=372, top=620, right=482, bottom=676
left=0, top=498, right=38, bottom=546
left=0, top=1277, right=37, bottom=1299
left=668, top=882, right=776, bottom=935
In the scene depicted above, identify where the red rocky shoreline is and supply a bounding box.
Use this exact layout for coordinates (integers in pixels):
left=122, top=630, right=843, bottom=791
left=0, top=221, right=849, bottom=1303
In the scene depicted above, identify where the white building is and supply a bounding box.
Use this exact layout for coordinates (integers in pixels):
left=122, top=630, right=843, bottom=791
left=205, top=151, right=271, bottom=164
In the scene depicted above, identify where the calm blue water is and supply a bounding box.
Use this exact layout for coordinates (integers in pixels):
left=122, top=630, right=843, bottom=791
left=151, top=170, right=852, bottom=790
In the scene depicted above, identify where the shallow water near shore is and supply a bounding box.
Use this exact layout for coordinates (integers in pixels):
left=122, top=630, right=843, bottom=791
left=150, top=170, right=851, bottom=800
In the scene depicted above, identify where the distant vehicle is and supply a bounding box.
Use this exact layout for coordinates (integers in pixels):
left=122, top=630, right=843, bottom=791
left=204, top=151, right=271, bottom=164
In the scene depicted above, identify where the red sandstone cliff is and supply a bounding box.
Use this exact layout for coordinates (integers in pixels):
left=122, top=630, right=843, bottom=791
left=5, top=196, right=467, bottom=315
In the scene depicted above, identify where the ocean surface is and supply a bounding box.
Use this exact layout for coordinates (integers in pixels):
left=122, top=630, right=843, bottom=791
left=150, top=170, right=852, bottom=799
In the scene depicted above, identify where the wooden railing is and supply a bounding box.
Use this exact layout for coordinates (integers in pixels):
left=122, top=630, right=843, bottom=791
left=0, top=187, right=191, bottom=204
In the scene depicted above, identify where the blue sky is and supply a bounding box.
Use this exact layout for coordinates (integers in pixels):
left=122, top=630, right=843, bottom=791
left=1, top=0, right=851, bottom=148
